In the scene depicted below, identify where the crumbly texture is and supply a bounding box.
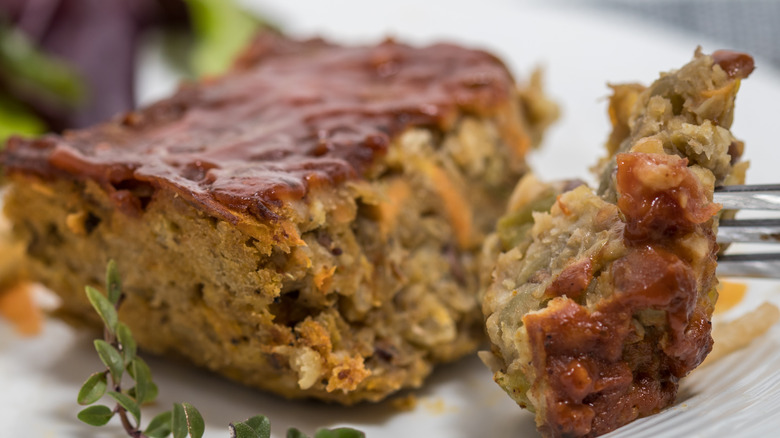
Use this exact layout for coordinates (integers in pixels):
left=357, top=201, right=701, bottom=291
left=1, top=35, right=557, bottom=404
left=481, top=50, right=752, bottom=437
left=0, top=211, right=25, bottom=292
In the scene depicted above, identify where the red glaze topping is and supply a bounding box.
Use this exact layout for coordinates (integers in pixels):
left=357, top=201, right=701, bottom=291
left=525, top=152, right=720, bottom=437
left=1, top=34, right=518, bottom=222
left=712, top=50, right=755, bottom=79
left=616, top=153, right=721, bottom=244
left=545, top=258, right=593, bottom=300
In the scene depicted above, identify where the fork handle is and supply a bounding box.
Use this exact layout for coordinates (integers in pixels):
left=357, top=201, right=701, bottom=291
left=714, top=184, right=780, bottom=210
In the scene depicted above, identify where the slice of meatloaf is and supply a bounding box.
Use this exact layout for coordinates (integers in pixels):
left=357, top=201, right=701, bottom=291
left=0, top=33, right=557, bottom=404
left=481, top=49, right=753, bottom=436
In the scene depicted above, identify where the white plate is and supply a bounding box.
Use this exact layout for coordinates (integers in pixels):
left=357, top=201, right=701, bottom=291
left=3, top=0, right=780, bottom=436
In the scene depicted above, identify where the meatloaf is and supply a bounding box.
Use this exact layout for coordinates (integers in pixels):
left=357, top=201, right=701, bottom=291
left=480, top=49, right=753, bottom=436
left=0, top=33, right=557, bottom=403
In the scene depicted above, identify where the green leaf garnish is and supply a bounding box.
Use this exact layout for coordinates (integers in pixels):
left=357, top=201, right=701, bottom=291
left=230, top=421, right=260, bottom=438
left=0, top=24, right=84, bottom=105
left=94, top=339, right=124, bottom=382
left=116, top=322, right=136, bottom=364
left=287, top=428, right=309, bottom=438
left=172, top=403, right=188, bottom=438
left=130, top=357, right=153, bottom=404
left=314, top=428, right=366, bottom=438
left=183, top=402, right=205, bottom=438
left=77, top=405, right=114, bottom=426
left=108, top=391, right=141, bottom=426
left=106, top=260, right=122, bottom=305
left=0, top=93, right=46, bottom=143
left=85, top=286, right=118, bottom=334
left=77, top=371, right=108, bottom=405
left=244, top=415, right=271, bottom=437
left=183, top=0, right=263, bottom=76
left=145, top=411, right=173, bottom=438
left=128, top=380, right=159, bottom=406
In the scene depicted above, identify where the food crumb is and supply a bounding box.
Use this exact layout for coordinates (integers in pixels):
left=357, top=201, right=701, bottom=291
left=421, top=397, right=458, bottom=415
left=0, top=282, right=42, bottom=336
left=390, top=394, right=418, bottom=412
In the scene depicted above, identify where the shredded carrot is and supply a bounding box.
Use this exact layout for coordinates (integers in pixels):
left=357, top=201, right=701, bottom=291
left=714, top=280, right=747, bottom=314
left=0, top=282, right=42, bottom=336
left=377, top=178, right=411, bottom=238
left=313, top=266, right=337, bottom=292
left=422, top=161, right=474, bottom=249
left=556, top=194, right=571, bottom=215
left=701, top=81, right=737, bottom=98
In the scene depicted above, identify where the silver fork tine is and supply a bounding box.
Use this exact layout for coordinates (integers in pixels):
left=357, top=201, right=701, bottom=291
left=717, top=218, right=780, bottom=243
left=717, top=253, right=780, bottom=279
left=714, top=184, right=780, bottom=277
left=714, top=184, right=780, bottom=210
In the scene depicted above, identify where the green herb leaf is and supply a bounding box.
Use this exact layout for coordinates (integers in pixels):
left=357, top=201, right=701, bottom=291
left=130, top=357, right=152, bottom=404
left=94, top=339, right=124, bottom=382
left=230, top=421, right=260, bottom=438
left=244, top=415, right=271, bottom=437
left=85, top=286, right=118, bottom=334
left=172, top=403, right=189, bottom=438
left=108, top=390, right=141, bottom=426
left=77, top=405, right=114, bottom=426
left=182, top=402, right=205, bottom=438
left=184, top=0, right=263, bottom=76
left=127, top=357, right=158, bottom=404
left=314, top=429, right=366, bottom=438
left=105, top=260, right=122, bottom=305
left=77, top=371, right=107, bottom=405
left=145, top=381, right=160, bottom=404
left=145, top=411, right=174, bottom=438
left=287, top=428, right=309, bottom=438
left=116, top=322, right=136, bottom=364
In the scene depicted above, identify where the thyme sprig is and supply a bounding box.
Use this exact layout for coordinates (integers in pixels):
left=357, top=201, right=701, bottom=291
left=77, top=261, right=365, bottom=438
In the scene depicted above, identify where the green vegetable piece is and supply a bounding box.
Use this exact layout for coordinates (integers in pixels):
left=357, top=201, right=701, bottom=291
left=77, top=405, right=114, bottom=426
left=184, top=0, right=262, bottom=76
left=0, top=94, right=46, bottom=143
left=244, top=415, right=271, bottom=437
left=77, top=371, right=107, bottom=405
left=94, top=339, right=124, bottom=382
left=108, top=391, right=141, bottom=426
left=85, top=286, right=118, bottom=334
left=0, top=24, right=84, bottom=104
left=287, top=428, right=309, bottom=438
left=230, top=421, right=260, bottom=438
left=314, top=428, right=366, bottom=438
left=496, top=193, right=557, bottom=250
left=116, top=322, right=136, bottom=364
left=145, top=411, right=174, bottom=438
left=106, top=260, right=122, bottom=305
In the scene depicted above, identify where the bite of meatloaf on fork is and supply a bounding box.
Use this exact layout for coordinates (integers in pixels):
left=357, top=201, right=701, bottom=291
left=481, top=49, right=753, bottom=436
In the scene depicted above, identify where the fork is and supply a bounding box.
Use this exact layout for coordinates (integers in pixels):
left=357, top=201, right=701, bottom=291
left=714, top=184, right=780, bottom=278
